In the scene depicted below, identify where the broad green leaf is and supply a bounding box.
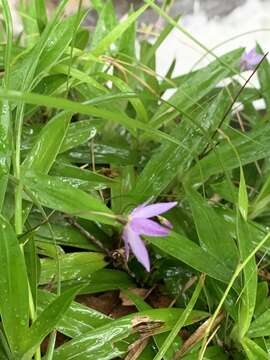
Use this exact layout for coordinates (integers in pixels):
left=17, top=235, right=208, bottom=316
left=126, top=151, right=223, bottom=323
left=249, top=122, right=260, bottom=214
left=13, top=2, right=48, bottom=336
left=187, top=189, right=238, bottom=270
left=59, top=119, right=98, bottom=153
left=19, top=286, right=80, bottom=360
left=236, top=215, right=257, bottom=339
left=22, top=172, right=116, bottom=225
left=148, top=231, right=233, bottom=283
left=248, top=309, right=270, bottom=338
left=60, top=269, right=134, bottom=295
left=211, top=180, right=238, bottom=203
left=0, top=215, right=29, bottom=355
left=35, top=10, right=85, bottom=76
left=22, top=111, right=71, bottom=174
left=37, top=289, right=112, bottom=338
left=62, top=142, right=139, bottom=166
left=241, top=337, right=269, bottom=360
left=51, top=161, right=116, bottom=189
left=52, top=308, right=207, bottom=360
left=124, top=290, right=182, bottom=360
left=34, top=221, right=98, bottom=250
left=39, top=252, right=107, bottom=285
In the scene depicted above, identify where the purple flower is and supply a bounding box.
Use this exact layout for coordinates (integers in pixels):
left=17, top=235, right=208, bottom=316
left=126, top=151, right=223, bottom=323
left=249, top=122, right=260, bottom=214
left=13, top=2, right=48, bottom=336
left=240, top=48, right=264, bottom=71
left=122, top=201, right=177, bottom=272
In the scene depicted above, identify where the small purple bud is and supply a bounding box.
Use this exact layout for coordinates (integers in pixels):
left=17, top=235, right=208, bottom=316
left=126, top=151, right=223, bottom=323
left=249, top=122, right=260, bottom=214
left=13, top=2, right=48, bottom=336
left=240, top=47, right=264, bottom=71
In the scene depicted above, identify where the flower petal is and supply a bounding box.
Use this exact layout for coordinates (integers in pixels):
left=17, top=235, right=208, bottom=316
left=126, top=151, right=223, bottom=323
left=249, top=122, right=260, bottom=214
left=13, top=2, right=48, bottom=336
left=124, top=226, right=150, bottom=271
left=240, top=48, right=264, bottom=71
left=130, top=218, right=170, bottom=236
left=131, top=201, right=177, bottom=219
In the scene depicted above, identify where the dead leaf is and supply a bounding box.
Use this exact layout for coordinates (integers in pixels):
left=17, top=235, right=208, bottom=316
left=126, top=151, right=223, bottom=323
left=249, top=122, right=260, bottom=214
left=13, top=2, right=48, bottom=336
left=125, top=338, right=149, bottom=360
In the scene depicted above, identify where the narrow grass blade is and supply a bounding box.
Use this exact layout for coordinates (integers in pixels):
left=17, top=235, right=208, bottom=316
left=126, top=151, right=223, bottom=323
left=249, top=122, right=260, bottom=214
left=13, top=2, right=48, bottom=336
left=0, top=215, right=29, bottom=355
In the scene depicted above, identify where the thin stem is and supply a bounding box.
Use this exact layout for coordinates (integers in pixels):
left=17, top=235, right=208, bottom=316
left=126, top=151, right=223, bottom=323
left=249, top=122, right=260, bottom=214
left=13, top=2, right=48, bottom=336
left=153, top=274, right=205, bottom=360
left=198, top=231, right=270, bottom=360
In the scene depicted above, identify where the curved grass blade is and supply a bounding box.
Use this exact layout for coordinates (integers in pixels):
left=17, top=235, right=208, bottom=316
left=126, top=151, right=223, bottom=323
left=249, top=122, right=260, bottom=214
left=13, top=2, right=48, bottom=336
left=0, top=88, right=182, bottom=145
left=39, top=252, right=107, bottom=285
left=52, top=308, right=207, bottom=360
left=22, top=172, right=116, bottom=225
left=148, top=231, right=233, bottom=283
left=22, top=111, right=71, bottom=174
left=0, top=0, right=13, bottom=210
left=0, top=215, right=29, bottom=355
left=19, top=286, right=81, bottom=360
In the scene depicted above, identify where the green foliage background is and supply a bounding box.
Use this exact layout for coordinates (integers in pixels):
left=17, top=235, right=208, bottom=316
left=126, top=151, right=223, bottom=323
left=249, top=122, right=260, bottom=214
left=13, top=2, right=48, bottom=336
left=0, top=0, right=269, bottom=359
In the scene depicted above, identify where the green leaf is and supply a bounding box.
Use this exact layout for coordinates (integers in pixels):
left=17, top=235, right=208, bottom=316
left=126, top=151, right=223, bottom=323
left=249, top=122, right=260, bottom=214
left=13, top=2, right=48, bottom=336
left=91, top=2, right=153, bottom=57
left=187, top=189, right=238, bottom=269
left=153, top=276, right=204, bottom=360
left=39, top=252, right=107, bottom=285
left=34, top=0, right=47, bottom=33
left=239, top=168, right=249, bottom=221
left=91, top=0, right=117, bottom=51
left=236, top=215, right=257, bottom=339
left=248, top=309, right=270, bottom=338
left=0, top=215, right=29, bottom=355
left=52, top=64, right=108, bottom=93
left=131, top=87, right=233, bottom=202
left=60, top=269, right=135, bottom=295
left=37, top=289, right=112, bottom=338
left=256, top=43, right=270, bottom=110
left=22, top=111, right=71, bottom=174
left=148, top=231, right=233, bottom=283
left=51, top=161, right=116, bottom=189
left=34, top=221, right=98, bottom=250
left=149, top=48, right=242, bottom=129
left=186, top=122, right=270, bottom=184
left=241, top=337, right=269, bottom=360
left=45, top=118, right=97, bottom=154
left=0, top=88, right=181, bottom=145
left=24, top=236, right=39, bottom=309
left=0, top=102, right=11, bottom=210
left=22, top=172, right=116, bottom=225
left=52, top=308, right=207, bottom=360
left=0, top=0, right=13, bottom=210
left=19, top=286, right=80, bottom=360
left=10, top=0, right=70, bottom=91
